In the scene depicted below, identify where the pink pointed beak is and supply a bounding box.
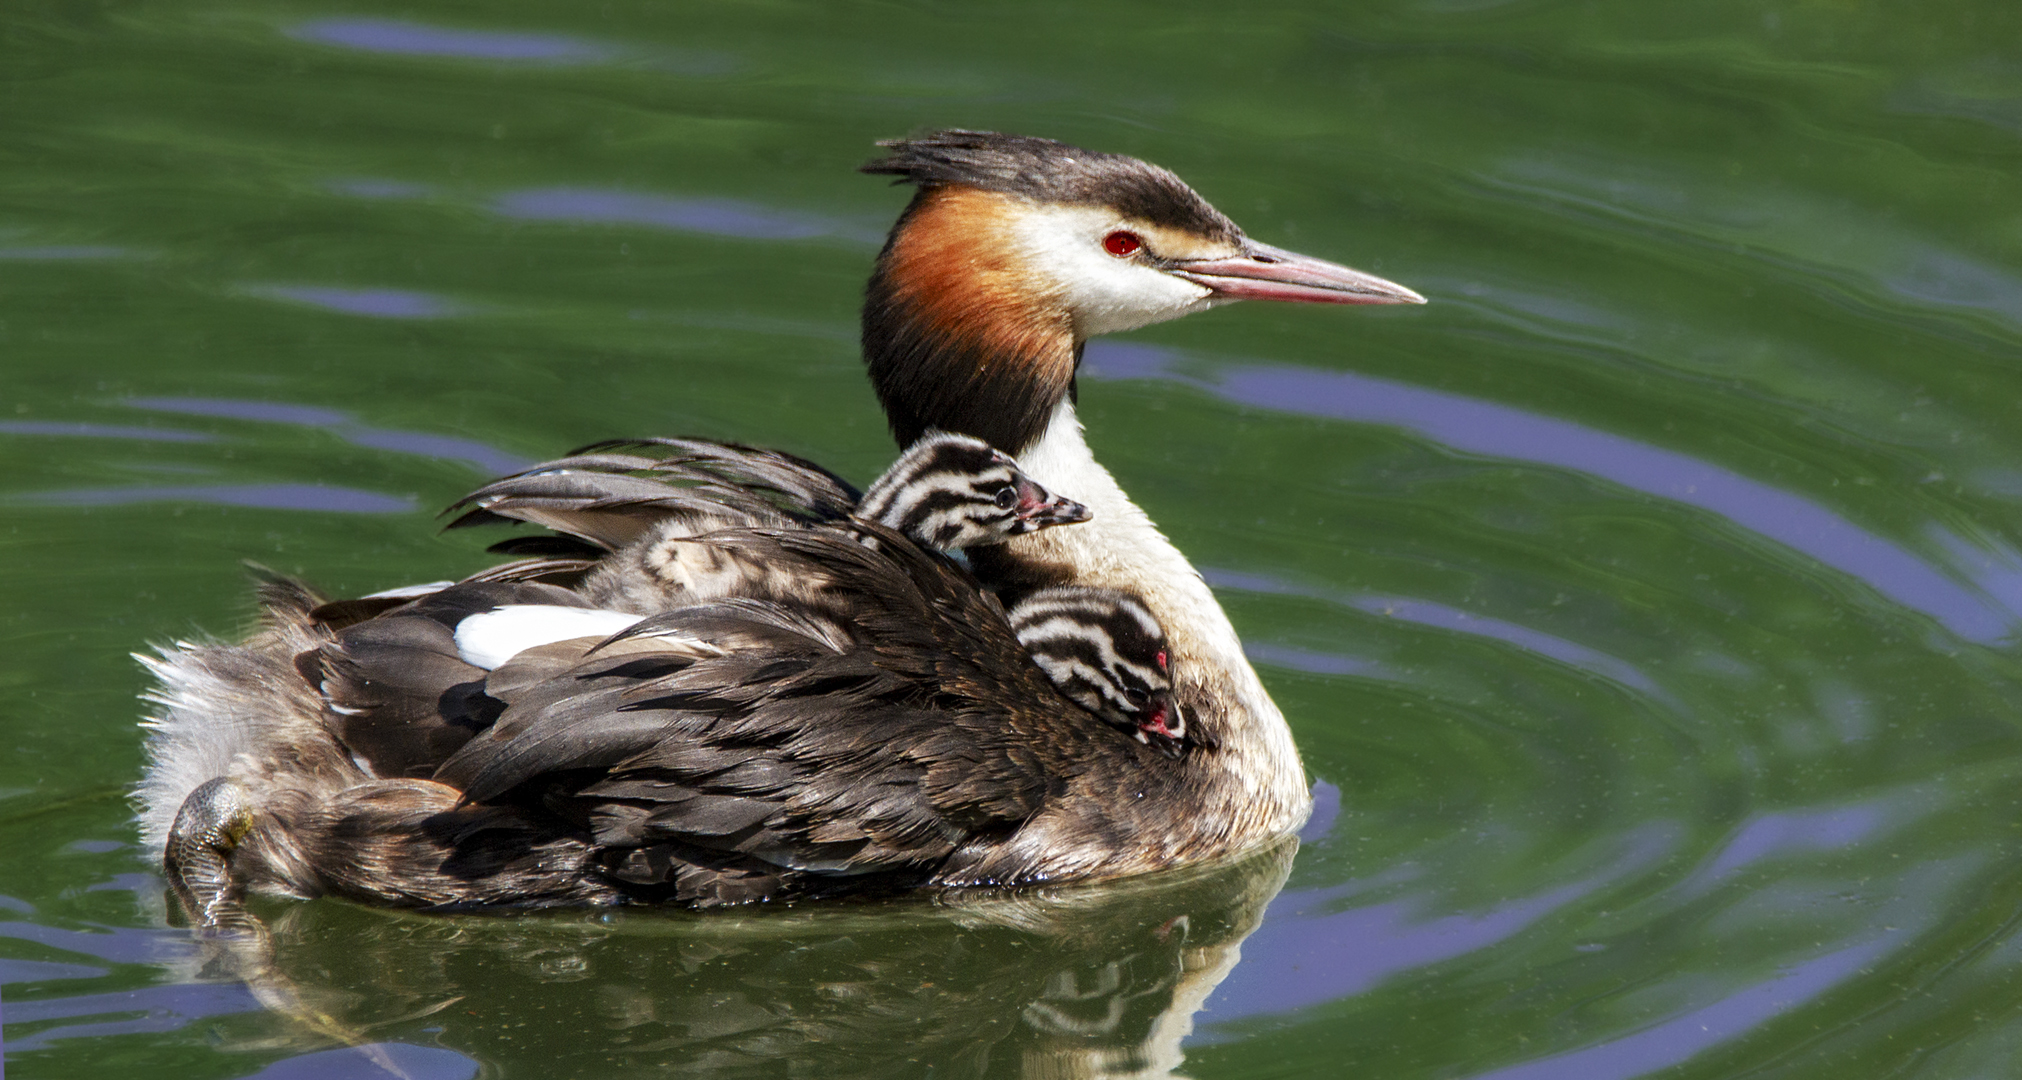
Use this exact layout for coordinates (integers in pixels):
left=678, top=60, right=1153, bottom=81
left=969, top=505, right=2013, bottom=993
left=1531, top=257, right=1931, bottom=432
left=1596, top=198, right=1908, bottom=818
left=1169, top=240, right=1426, bottom=306
left=1015, top=477, right=1092, bottom=528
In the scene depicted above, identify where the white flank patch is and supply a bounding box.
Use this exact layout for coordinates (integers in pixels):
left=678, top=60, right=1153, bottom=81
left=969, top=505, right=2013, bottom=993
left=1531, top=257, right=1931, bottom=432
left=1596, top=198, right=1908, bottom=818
left=454, top=606, right=646, bottom=669
left=361, top=580, right=455, bottom=600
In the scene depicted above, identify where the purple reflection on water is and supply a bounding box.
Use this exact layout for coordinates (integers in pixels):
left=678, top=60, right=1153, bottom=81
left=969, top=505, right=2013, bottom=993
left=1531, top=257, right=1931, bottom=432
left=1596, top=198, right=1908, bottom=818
left=1, top=957, right=105, bottom=985
left=1892, top=82, right=2022, bottom=136
left=1927, top=527, right=2022, bottom=628
left=1298, top=780, right=1342, bottom=843
left=0, top=421, right=212, bottom=442
left=343, top=429, right=522, bottom=471
left=86, top=873, right=158, bottom=895
left=1083, top=340, right=1179, bottom=380
left=494, top=188, right=885, bottom=244
left=249, top=1043, right=480, bottom=1080
left=1211, top=567, right=1674, bottom=705
left=1363, top=596, right=1666, bottom=690
left=1244, top=642, right=1394, bottom=679
left=1084, top=343, right=2012, bottom=642
left=1202, top=881, right=1595, bottom=1025
left=0, top=920, right=183, bottom=965
left=1196, top=821, right=1679, bottom=1034
left=129, top=397, right=532, bottom=476
left=61, top=840, right=125, bottom=854
left=1493, top=155, right=2022, bottom=332
left=1, top=981, right=259, bottom=1050
left=247, top=285, right=464, bottom=319
left=1889, top=249, right=2022, bottom=323
left=128, top=398, right=349, bottom=427
left=12, top=483, right=413, bottom=513
left=326, top=177, right=436, bottom=200
left=290, top=18, right=613, bottom=63
left=1465, top=935, right=1896, bottom=1080
left=1677, top=802, right=1892, bottom=895
left=1891, top=81, right=2022, bottom=138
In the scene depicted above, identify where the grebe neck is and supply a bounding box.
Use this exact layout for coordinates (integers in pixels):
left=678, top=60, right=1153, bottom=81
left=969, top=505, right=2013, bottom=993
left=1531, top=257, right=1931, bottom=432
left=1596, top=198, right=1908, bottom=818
left=861, top=188, right=1079, bottom=454
left=1005, top=400, right=1311, bottom=834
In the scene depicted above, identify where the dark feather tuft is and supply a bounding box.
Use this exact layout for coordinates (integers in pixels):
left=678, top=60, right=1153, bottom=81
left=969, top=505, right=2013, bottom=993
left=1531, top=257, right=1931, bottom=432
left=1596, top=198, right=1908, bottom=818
left=862, top=130, right=1241, bottom=241
left=486, top=535, right=607, bottom=558
left=442, top=438, right=863, bottom=551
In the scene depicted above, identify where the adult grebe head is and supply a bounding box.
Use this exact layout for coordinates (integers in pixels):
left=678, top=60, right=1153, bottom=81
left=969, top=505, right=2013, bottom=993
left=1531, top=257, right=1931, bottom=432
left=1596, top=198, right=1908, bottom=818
left=859, top=130, right=1425, bottom=454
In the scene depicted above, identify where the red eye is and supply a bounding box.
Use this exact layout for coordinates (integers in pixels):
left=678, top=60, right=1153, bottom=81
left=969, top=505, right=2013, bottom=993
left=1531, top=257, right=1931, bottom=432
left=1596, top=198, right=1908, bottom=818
left=1155, top=649, right=1168, bottom=672
left=1103, top=231, right=1142, bottom=257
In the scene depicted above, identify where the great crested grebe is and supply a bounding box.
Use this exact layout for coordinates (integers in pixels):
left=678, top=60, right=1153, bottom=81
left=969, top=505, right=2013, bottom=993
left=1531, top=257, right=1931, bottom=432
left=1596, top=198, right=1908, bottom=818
left=140, top=130, right=1424, bottom=915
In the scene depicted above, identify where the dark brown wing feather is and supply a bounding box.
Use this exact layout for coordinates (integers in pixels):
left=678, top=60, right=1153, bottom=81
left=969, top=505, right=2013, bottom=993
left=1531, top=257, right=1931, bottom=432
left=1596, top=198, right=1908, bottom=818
left=428, top=524, right=1097, bottom=904
left=456, top=556, right=601, bottom=587
left=574, top=438, right=862, bottom=515
left=298, top=581, right=596, bottom=780
left=444, top=438, right=863, bottom=551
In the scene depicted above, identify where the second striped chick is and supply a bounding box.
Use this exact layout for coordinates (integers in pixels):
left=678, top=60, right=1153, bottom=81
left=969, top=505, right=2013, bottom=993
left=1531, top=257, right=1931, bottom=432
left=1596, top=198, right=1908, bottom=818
left=1008, top=587, right=1192, bottom=758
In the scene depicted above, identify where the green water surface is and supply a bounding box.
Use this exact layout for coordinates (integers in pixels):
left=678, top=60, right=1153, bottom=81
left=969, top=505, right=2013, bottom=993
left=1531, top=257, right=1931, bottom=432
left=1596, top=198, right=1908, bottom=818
left=6, top=1, right=2022, bottom=1077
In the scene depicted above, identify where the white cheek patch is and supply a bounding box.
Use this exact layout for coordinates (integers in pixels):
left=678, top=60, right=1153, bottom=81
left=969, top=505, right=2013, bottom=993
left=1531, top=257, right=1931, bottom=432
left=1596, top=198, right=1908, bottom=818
left=454, top=605, right=646, bottom=670
left=1007, top=206, right=1218, bottom=336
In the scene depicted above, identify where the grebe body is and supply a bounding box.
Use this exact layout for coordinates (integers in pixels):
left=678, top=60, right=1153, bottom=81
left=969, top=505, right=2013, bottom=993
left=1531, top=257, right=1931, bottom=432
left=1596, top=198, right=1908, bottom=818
left=139, top=131, right=1424, bottom=913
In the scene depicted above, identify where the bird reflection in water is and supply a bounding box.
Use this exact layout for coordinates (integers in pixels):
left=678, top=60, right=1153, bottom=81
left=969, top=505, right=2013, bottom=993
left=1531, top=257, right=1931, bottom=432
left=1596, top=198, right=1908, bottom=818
left=167, top=836, right=1294, bottom=1078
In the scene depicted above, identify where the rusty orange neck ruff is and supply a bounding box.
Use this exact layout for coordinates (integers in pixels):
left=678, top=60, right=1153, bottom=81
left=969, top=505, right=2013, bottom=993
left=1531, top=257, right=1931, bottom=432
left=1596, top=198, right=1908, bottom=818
left=863, top=187, right=1080, bottom=456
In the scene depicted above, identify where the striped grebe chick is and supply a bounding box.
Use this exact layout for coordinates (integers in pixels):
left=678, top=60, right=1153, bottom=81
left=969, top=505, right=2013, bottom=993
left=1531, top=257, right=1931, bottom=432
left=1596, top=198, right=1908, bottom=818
left=1009, top=587, right=1191, bottom=758
left=856, top=431, right=1090, bottom=549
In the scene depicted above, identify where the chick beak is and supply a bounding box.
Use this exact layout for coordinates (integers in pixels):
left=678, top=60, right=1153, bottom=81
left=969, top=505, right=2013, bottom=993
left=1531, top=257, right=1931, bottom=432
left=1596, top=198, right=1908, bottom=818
left=1015, top=478, right=1092, bottom=529
left=1169, top=240, right=1426, bottom=306
left=1137, top=698, right=1188, bottom=760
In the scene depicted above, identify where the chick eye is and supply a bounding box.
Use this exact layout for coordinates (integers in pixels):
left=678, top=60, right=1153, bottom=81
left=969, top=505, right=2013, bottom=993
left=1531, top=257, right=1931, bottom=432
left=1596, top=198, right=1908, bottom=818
left=1125, top=688, right=1149, bottom=708
left=1103, top=231, right=1143, bottom=257
left=993, top=486, right=1018, bottom=509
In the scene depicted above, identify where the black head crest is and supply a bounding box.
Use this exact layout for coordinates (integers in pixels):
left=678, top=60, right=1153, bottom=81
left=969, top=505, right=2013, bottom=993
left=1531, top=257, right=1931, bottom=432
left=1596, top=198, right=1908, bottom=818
left=862, top=129, right=1241, bottom=241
